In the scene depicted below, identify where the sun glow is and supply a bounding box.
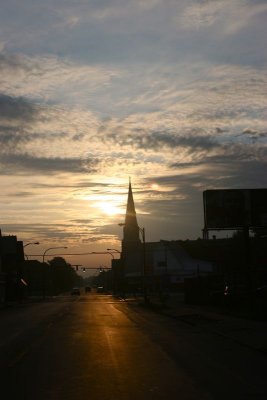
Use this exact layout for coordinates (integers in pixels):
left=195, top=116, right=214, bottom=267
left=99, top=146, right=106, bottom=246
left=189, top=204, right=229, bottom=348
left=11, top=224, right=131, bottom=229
left=151, top=183, right=159, bottom=190
left=99, top=202, right=122, bottom=216
left=82, top=190, right=125, bottom=217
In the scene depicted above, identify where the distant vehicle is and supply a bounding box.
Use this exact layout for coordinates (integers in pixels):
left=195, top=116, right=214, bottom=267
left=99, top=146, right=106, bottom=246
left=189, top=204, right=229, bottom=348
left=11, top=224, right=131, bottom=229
left=85, top=286, right=91, bottom=293
left=71, top=287, right=80, bottom=295
left=97, top=286, right=104, bottom=293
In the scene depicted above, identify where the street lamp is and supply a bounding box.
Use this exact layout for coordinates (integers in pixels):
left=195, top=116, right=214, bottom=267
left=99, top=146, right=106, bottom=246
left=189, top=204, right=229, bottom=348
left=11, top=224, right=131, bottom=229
left=42, top=246, right=68, bottom=263
left=160, top=240, right=170, bottom=298
left=107, top=250, right=124, bottom=293
left=23, top=242, right=40, bottom=260
left=91, top=251, right=117, bottom=259
left=138, top=227, right=148, bottom=303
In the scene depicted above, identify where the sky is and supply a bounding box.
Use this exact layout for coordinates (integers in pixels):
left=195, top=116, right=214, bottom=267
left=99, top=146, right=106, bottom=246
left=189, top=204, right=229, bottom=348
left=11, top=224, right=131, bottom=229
left=0, top=0, right=266, bottom=272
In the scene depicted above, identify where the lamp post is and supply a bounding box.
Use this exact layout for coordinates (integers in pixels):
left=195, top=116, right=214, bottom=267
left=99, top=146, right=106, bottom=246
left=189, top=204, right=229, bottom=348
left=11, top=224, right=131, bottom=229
left=160, top=240, right=170, bottom=300
left=138, top=226, right=148, bottom=303
left=42, top=246, right=68, bottom=298
left=42, top=246, right=68, bottom=264
left=23, top=242, right=40, bottom=260
left=106, top=250, right=120, bottom=293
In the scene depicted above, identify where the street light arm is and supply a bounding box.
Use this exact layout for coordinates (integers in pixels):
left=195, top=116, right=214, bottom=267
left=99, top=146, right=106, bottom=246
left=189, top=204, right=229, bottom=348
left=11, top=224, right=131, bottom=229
left=106, top=251, right=115, bottom=259
left=24, top=242, right=40, bottom=248
left=42, top=246, right=68, bottom=263
left=107, top=248, right=121, bottom=254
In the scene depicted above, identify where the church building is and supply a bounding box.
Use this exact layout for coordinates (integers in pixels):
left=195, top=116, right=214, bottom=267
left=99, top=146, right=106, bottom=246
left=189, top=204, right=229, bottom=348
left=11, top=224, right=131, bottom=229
left=119, top=180, right=213, bottom=293
left=120, top=179, right=143, bottom=280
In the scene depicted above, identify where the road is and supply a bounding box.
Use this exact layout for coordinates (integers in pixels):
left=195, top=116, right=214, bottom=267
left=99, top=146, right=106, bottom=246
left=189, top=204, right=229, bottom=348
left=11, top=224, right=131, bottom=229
left=1, top=291, right=267, bottom=400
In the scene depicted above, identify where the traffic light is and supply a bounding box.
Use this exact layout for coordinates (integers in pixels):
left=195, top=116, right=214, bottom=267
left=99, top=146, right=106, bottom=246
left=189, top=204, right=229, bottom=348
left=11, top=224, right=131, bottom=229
left=72, top=265, right=81, bottom=271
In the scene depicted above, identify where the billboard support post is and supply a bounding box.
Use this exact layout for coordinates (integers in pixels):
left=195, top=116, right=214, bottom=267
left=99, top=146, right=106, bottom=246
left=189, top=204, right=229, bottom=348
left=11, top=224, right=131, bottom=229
left=243, top=226, right=252, bottom=293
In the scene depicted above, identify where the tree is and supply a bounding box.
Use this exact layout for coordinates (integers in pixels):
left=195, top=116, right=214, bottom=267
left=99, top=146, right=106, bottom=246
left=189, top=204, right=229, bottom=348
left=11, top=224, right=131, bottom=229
left=48, top=257, right=82, bottom=295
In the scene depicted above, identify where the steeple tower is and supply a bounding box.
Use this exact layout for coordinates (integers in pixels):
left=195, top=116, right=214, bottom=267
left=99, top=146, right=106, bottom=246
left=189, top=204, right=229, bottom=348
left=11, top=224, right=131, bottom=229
left=122, top=178, right=141, bottom=245
left=120, top=179, right=143, bottom=281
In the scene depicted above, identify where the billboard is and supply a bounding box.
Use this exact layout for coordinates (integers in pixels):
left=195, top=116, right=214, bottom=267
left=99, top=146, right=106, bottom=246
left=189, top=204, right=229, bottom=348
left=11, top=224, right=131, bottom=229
left=203, top=189, right=267, bottom=229
left=250, top=189, right=267, bottom=227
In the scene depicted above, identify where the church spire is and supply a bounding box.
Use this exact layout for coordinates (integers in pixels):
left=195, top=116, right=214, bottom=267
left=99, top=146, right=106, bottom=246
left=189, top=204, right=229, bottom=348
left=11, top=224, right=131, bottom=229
left=125, top=178, right=137, bottom=225
left=123, top=179, right=141, bottom=244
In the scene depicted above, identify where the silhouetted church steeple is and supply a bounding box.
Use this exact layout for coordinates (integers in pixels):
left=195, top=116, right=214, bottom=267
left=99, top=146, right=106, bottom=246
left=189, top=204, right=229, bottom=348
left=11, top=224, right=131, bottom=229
left=122, top=178, right=141, bottom=245
left=120, top=179, right=143, bottom=280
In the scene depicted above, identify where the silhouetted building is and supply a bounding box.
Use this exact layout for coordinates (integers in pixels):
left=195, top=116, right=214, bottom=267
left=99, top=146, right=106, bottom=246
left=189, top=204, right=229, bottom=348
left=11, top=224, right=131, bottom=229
left=119, top=183, right=267, bottom=302
left=0, top=230, right=25, bottom=301
left=146, top=240, right=212, bottom=289
left=121, top=179, right=143, bottom=279
left=120, top=182, right=213, bottom=293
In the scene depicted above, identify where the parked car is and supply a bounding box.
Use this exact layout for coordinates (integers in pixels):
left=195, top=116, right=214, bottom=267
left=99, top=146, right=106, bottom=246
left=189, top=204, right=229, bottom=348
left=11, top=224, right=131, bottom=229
left=71, top=287, right=80, bottom=295
left=97, top=286, right=104, bottom=293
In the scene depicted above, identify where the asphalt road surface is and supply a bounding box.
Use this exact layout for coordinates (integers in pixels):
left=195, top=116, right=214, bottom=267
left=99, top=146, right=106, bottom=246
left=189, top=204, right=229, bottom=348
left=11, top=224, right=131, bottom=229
left=1, top=291, right=267, bottom=400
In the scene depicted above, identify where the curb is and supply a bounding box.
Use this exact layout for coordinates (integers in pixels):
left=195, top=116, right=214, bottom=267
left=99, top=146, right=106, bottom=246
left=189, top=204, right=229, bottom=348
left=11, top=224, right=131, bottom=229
left=124, top=296, right=267, bottom=355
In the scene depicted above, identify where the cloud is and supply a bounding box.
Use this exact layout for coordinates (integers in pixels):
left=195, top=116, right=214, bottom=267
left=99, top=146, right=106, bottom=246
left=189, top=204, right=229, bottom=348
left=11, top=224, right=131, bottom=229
left=0, top=94, right=42, bottom=155
left=0, top=222, right=88, bottom=241
left=5, top=191, right=35, bottom=198
left=81, top=234, right=119, bottom=244
left=0, top=58, right=265, bottom=182
left=170, top=141, right=267, bottom=166
left=0, top=94, right=38, bottom=122
left=31, top=180, right=113, bottom=190
left=179, top=0, right=226, bottom=30
left=71, top=219, right=94, bottom=224
left=242, top=128, right=267, bottom=140
left=102, top=129, right=218, bottom=152
left=0, top=153, right=99, bottom=175
left=178, top=0, right=267, bottom=35
left=0, top=91, right=102, bottom=162
left=0, top=51, right=119, bottom=102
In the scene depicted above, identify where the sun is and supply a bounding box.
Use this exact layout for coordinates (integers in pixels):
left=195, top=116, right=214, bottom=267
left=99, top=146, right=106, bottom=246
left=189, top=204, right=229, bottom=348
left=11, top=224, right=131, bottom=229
left=86, top=193, right=125, bottom=217
left=99, top=202, right=121, bottom=216
left=151, top=183, right=159, bottom=190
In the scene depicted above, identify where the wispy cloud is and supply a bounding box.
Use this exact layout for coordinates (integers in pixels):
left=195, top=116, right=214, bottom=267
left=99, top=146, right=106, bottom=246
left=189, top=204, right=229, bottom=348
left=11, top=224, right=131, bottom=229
left=0, top=51, right=119, bottom=102
left=178, top=0, right=267, bottom=34
left=0, top=153, right=99, bottom=175
left=0, top=94, right=38, bottom=122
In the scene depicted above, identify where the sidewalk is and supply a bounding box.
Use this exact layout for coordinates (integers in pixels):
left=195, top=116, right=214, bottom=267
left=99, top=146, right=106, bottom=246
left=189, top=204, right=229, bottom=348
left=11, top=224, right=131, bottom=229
left=124, top=292, right=267, bottom=355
